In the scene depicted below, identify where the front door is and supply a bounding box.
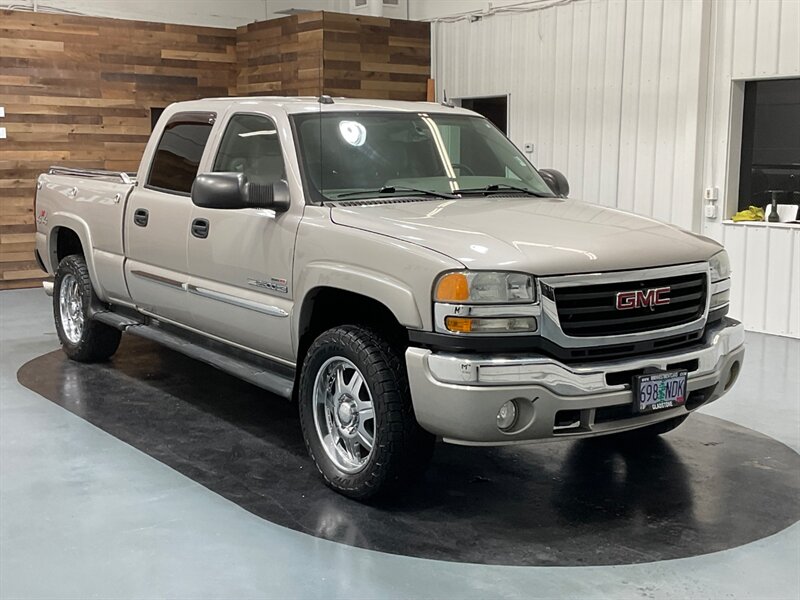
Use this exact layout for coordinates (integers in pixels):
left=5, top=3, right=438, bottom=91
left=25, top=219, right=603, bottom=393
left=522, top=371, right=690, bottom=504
left=186, top=111, right=301, bottom=363
left=125, top=112, right=216, bottom=325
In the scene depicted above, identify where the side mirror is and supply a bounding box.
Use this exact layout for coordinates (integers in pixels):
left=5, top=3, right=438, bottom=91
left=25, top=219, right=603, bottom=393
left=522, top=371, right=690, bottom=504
left=191, top=172, right=290, bottom=212
left=539, top=169, right=569, bottom=198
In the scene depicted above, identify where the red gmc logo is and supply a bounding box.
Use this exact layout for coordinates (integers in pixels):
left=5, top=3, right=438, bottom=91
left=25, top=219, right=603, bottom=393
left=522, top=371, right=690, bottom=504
left=615, top=287, right=671, bottom=310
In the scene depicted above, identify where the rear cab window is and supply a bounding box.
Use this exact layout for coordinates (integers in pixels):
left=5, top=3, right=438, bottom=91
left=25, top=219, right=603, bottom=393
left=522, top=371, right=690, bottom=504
left=146, top=112, right=216, bottom=195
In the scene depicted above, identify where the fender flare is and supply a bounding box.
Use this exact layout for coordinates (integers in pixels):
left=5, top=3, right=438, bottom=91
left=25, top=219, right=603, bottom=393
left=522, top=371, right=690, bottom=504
left=292, top=261, right=423, bottom=351
left=47, top=213, right=108, bottom=302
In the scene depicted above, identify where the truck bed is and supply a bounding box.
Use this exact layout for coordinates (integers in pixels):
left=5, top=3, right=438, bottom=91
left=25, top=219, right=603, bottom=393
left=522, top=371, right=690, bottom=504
left=35, top=165, right=137, bottom=304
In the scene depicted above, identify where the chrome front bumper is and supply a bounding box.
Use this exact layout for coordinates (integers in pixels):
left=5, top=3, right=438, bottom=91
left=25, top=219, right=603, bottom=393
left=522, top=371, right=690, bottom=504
left=406, top=318, right=745, bottom=445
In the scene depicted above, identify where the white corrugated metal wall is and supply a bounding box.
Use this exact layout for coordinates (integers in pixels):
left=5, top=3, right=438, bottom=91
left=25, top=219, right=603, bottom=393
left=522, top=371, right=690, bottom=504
left=433, top=0, right=800, bottom=337
left=434, top=0, right=707, bottom=230
left=701, top=0, right=800, bottom=337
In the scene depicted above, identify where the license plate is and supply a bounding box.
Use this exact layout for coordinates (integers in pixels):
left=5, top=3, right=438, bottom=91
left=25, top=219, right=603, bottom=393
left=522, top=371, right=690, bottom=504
left=633, top=370, right=688, bottom=413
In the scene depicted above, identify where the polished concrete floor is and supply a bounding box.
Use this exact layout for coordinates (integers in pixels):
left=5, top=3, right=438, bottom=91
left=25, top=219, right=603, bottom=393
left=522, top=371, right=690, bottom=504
left=1, top=288, right=799, bottom=598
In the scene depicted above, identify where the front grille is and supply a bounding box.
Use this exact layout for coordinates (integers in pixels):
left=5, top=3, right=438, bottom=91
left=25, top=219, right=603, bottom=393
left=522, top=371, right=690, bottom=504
left=554, top=273, right=707, bottom=337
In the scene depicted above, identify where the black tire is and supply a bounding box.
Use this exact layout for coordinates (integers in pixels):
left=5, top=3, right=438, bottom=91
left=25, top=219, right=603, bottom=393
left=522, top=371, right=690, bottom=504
left=298, top=325, right=434, bottom=500
left=607, top=414, right=689, bottom=442
left=53, top=254, right=122, bottom=363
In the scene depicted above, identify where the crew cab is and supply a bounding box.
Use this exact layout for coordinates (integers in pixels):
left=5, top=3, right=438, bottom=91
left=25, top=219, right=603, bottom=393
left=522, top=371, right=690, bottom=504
left=34, top=96, right=744, bottom=499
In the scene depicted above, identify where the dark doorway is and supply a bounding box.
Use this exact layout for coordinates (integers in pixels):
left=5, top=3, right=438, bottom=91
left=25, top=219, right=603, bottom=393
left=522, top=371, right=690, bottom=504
left=737, top=78, right=800, bottom=212
left=460, top=96, right=508, bottom=134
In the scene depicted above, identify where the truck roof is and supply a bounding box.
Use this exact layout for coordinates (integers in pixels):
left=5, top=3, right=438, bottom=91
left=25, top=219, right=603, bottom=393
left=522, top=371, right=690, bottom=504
left=169, top=96, right=477, bottom=116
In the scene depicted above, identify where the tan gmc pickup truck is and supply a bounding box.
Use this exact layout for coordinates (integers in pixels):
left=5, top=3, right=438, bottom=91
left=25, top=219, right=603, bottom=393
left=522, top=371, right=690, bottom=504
left=34, top=96, right=744, bottom=499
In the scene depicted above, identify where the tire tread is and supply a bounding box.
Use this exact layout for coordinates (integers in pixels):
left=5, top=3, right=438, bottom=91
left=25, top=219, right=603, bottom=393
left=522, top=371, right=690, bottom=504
left=54, top=254, right=121, bottom=363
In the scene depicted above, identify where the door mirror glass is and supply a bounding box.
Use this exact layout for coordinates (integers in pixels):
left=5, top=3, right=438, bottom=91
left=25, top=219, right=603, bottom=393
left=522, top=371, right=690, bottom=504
left=538, top=168, right=569, bottom=198
left=191, top=172, right=290, bottom=212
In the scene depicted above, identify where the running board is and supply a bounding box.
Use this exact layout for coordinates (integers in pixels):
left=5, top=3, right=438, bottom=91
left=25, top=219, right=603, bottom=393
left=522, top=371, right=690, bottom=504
left=92, top=310, right=294, bottom=399
left=93, top=310, right=143, bottom=330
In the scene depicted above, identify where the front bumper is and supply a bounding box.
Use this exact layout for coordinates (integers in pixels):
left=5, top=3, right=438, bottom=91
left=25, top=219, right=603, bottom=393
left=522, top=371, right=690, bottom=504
left=406, top=318, right=745, bottom=445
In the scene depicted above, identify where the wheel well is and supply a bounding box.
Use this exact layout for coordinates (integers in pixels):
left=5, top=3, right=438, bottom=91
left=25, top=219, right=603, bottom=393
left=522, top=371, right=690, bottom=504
left=297, top=287, right=409, bottom=369
left=54, top=227, right=84, bottom=264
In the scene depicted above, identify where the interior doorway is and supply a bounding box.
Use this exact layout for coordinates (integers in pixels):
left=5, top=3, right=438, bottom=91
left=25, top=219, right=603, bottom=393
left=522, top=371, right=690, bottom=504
left=459, top=95, right=509, bottom=134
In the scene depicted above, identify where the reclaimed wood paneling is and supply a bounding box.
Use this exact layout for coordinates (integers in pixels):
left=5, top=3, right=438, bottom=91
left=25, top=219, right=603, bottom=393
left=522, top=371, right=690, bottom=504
left=0, top=9, right=237, bottom=289
left=1, top=9, right=429, bottom=289
left=236, top=12, right=324, bottom=97
left=321, top=12, right=430, bottom=101
left=236, top=12, right=430, bottom=101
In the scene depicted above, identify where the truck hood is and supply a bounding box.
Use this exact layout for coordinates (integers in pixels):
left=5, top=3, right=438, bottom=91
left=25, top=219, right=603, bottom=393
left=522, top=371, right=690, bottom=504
left=330, top=197, right=720, bottom=275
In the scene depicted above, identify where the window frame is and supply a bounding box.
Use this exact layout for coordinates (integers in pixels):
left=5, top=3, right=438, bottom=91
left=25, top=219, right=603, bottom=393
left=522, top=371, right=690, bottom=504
left=289, top=110, right=551, bottom=205
left=145, top=111, right=217, bottom=197
left=211, top=112, right=287, bottom=185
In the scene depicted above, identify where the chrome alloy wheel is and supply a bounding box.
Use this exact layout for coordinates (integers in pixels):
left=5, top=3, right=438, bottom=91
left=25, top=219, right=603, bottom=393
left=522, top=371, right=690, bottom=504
left=313, top=357, right=376, bottom=474
left=58, top=273, right=84, bottom=344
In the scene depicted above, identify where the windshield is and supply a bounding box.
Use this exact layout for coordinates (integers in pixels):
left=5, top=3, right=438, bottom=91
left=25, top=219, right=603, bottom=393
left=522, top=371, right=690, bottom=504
left=291, top=111, right=554, bottom=201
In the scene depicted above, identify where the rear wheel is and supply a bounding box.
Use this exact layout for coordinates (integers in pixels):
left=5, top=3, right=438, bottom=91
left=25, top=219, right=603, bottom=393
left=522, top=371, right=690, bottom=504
left=298, top=325, right=434, bottom=500
left=53, top=254, right=121, bottom=363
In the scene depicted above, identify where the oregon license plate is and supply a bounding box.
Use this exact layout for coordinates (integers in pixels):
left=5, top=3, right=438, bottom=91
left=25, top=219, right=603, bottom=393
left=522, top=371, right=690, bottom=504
left=633, top=370, right=688, bottom=413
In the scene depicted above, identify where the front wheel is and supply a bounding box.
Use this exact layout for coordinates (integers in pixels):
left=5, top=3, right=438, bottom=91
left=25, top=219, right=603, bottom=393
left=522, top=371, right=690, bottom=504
left=298, top=325, right=434, bottom=500
left=53, top=254, right=121, bottom=363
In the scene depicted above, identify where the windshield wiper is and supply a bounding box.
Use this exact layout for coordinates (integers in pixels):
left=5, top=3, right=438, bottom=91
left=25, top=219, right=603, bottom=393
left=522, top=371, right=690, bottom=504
left=453, top=183, right=554, bottom=198
left=334, top=185, right=458, bottom=200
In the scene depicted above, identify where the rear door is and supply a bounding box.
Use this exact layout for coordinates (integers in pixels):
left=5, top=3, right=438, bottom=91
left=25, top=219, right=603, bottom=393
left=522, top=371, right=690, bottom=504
left=125, top=111, right=215, bottom=324
left=186, top=110, right=301, bottom=362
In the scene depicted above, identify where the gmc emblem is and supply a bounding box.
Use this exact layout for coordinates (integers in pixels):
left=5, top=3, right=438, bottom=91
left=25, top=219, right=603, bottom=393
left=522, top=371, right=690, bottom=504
left=615, top=287, right=671, bottom=310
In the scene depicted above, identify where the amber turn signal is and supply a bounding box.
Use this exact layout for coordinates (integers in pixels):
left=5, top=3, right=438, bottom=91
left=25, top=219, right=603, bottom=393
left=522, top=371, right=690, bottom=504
left=444, top=316, right=473, bottom=333
left=435, top=272, right=470, bottom=302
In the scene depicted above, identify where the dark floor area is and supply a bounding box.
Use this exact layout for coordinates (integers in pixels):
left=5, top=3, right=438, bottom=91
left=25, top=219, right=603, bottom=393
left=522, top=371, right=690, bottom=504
left=17, top=336, right=800, bottom=567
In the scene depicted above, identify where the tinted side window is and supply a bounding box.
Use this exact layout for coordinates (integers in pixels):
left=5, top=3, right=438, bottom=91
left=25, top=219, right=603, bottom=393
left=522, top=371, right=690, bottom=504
left=148, top=121, right=213, bottom=194
left=214, top=114, right=286, bottom=185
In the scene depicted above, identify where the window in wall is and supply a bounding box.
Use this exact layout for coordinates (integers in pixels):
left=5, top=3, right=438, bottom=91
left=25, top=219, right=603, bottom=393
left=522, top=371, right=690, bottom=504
left=213, top=114, right=286, bottom=185
left=147, top=117, right=213, bottom=195
left=737, top=78, right=800, bottom=213
left=460, top=96, right=508, bottom=135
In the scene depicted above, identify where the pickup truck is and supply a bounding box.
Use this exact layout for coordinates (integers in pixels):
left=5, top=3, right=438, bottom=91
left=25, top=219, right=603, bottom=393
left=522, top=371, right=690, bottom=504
left=34, top=96, right=744, bottom=499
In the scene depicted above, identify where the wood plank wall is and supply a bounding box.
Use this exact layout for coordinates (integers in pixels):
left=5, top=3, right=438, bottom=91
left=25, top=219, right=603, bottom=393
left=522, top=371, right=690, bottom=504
left=0, top=9, right=236, bottom=290
left=0, top=9, right=430, bottom=290
left=236, top=12, right=324, bottom=97
left=322, top=13, right=430, bottom=101
left=235, top=12, right=430, bottom=100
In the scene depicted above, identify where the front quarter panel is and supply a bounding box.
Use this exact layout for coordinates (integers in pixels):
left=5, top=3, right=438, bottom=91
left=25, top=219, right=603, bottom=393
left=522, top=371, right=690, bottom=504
left=292, top=206, right=463, bottom=354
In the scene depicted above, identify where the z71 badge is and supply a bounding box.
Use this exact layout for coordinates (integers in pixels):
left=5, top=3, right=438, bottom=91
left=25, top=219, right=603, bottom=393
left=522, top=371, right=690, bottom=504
left=248, top=277, right=288, bottom=294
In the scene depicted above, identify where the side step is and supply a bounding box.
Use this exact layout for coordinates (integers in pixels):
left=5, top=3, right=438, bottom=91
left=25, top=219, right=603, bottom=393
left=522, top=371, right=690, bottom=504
left=93, top=310, right=295, bottom=399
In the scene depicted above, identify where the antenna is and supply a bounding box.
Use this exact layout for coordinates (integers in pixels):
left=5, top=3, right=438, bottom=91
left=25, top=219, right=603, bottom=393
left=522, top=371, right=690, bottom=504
left=441, top=89, right=454, bottom=108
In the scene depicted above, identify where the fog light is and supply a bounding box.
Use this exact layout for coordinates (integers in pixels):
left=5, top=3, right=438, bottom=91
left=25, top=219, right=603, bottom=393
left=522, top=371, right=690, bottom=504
left=497, top=400, right=518, bottom=431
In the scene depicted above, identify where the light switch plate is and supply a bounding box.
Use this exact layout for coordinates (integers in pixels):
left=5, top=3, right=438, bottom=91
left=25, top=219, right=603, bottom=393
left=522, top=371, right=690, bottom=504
left=0, top=106, right=5, bottom=118
left=0, top=127, right=6, bottom=140
left=704, top=186, right=719, bottom=201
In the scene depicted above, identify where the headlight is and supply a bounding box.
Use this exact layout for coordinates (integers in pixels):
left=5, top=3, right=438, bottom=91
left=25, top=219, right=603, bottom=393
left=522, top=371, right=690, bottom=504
left=709, top=250, right=731, bottom=282
left=434, top=271, right=539, bottom=334
left=435, top=271, right=536, bottom=304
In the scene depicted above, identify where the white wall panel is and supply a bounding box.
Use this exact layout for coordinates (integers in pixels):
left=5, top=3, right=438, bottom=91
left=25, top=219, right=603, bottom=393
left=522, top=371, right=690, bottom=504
left=434, top=0, right=799, bottom=337
left=700, top=0, right=800, bottom=337
left=722, top=224, right=800, bottom=338
left=0, top=0, right=350, bottom=26
left=702, top=0, right=800, bottom=229
left=434, top=0, right=705, bottom=230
